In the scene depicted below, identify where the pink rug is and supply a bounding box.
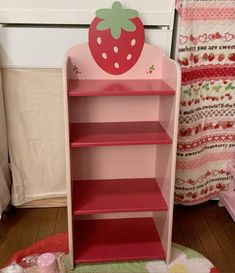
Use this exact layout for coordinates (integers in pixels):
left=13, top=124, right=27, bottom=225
left=4, top=232, right=219, bottom=273
left=5, top=232, right=68, bottom=267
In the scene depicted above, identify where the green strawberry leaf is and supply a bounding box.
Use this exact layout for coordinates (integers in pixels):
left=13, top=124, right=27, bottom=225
left=96, top=9, right=112, bottom=19
left=95, top=1, right=139, bottom=39
left=122, top=19, right=136, bottom=31
left=97, top=19, right=111, bottom=30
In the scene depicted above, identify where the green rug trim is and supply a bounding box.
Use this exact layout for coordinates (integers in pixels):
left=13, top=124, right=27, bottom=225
left=63, top=256, right=149, bottom=273
left=173, top=243, right=204, bottom=259
left=63, top=243, right=204, bottom=272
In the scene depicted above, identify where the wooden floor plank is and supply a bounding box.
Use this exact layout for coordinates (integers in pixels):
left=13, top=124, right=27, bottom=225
left=37, top=208, right=57, bottom=241
left=15, top=208, right=41, bottom=251
left=0, top=208, right=41, bottom=267
left=202, top=202, right=235, bottom=272
left=172, top=211, right=185, bottom=245
left=0, top=208, right=25, bottom=267
left=54, top=207, right=68, bottom=234
left=173, top=205, right=208, bottom=256
left=186, top=203, right=233, bottom=273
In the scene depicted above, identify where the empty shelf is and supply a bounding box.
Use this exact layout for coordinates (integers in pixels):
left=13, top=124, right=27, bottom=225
left=68, top=79, right=175, bottom=96
left=70, top=121, right=172, bottom=147
left=74, top=217, right=165, bottom=263
left=72, top=178, right=167, bottom=215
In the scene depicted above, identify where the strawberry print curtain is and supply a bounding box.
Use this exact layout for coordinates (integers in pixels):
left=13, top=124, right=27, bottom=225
left=175, top=0, right=235, bottom=204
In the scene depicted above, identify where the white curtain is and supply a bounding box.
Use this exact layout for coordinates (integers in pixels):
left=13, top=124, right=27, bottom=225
left=0, top=69, right=11, bottom=216
left=2, top=68, right=67, bottom=206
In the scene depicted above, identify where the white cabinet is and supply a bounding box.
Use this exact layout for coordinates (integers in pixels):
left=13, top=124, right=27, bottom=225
left=0, top=0, right=175, bottom=26
left=0, top=0, right=176, bottom=68
left=0, top=28, right=173, bottom=68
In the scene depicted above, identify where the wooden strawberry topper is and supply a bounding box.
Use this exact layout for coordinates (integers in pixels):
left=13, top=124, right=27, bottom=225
left=88, top=1, right=145, bottom=75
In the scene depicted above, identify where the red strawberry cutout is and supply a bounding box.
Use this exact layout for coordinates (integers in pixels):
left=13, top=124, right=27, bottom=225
left=88, top=2, right=145, bottom=75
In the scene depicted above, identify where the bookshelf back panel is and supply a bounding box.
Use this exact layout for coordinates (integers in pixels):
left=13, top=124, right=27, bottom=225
left=70, top=145, right=156, bottom=180
left=69, top=96, right=159, bottom=123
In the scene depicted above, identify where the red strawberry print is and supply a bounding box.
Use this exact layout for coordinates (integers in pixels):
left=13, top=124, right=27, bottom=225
left=210, top=267, right=219, bottom=273
left=193, top=55, right=199, bottom=63
left=226, top=121, right=233, bottom=128
left=179, top=129, right=187, bottom=136
left=208, top=53, right=215, bottom=62
left=175, top=193, right=184, bottom=200
left=185, top=128, right=192, bottom=136
left=228, top=53, right=235, bottom=62
left=189, top=53, right=194, bottom=62
left=186, top=192, right=193, bottom=197
left=215, top=32, right=222, bottom=39
left=192, top=192, right=198, bottom=199
left=202, top=53, right=208, bottom=61
left=88, top=1, right=144, bottom=75
left=218, top=53, right=225, bottom=62
left=209, top=185, right=214, bottom=191
left=181, top=57, right=189, bottom=66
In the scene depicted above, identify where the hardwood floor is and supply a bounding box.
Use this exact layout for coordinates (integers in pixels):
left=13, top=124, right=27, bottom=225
left=0, top=207, right=68, bottom=268
left=0, top=201, right=234, bottom=273
left=173, top=201, right=235, bottom=273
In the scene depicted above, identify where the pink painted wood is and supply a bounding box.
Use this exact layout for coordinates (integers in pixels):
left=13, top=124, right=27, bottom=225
left=64, top=41, right=181, bottom=267
left=70, top=121, right=172, bottom=147
left=72, top=178, right=167, bottom=215
left=74, top=217, right=165, bottom=263
left=66, top=43, right=164, bottom=80
left=219, top=192, right=235, bottom=222
left=68, top=79, right=175, bottom=96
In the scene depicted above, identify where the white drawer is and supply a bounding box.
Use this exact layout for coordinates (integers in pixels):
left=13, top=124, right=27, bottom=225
left=0, top=0, right=175, bottom=27
left=0, top=27, right=172, bottom=68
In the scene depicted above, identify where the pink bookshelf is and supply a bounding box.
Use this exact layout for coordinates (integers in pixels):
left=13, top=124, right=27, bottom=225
left=73, top=218, right=165, bottom=263
left=63, top=37, right=180, bottom=268
left=68, top=79, right=175, bottom=96
left=70, top=121, right=172, bottom=147
left=72, top=178, right=168, bottom=215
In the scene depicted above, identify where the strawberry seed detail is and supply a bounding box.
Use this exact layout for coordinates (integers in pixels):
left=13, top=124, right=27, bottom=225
left=114, top=62, right=120, bottom=69
left=127, top=54, right=132, bottom=60
left=97, top=37, right=102, bottom=44
left=102, top=52, right=107, bottom=59
left=113, top=46, right=118, bottom=53
left=131, top=39, right=136, bottom=46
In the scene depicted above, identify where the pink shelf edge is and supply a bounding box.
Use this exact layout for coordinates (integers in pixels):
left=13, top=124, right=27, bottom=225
left=68, top=79, right=175, bottom=97
left=72, top=178, right=168, bottom=215
left=70, top=121, right=172, bottom=147
left=219, top=191, right=235, bottom=222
